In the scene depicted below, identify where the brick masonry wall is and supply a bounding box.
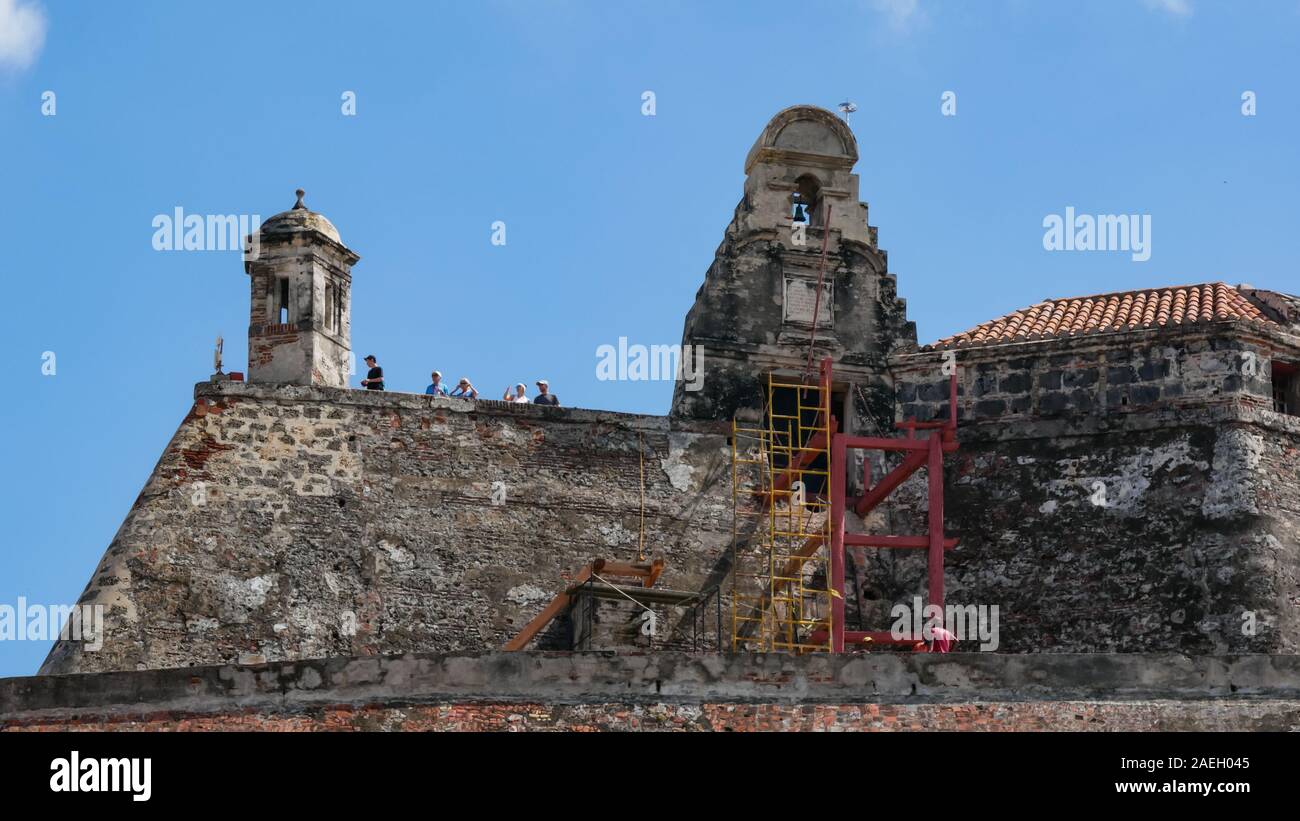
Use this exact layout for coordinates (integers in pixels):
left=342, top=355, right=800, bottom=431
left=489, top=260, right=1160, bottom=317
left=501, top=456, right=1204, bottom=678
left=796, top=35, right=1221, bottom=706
left=9, top=699, right=1300, bottom=732
left=41, top=385, right=735, bottom=675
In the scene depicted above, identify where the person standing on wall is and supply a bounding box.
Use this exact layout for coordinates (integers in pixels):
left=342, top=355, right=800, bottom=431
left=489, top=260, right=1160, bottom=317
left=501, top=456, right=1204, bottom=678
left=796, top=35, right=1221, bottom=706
left=533, top=379, right=559, bottom=406
left=450, top=377, right=478, bottom=399
left=361, top=355, right=384, bottom=390
left=426, top=370, right=448, bottom=396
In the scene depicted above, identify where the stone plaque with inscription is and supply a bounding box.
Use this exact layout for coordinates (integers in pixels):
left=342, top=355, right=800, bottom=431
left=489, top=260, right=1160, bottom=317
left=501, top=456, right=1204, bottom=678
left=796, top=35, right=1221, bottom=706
left=783, top=276, right=833, bottom=328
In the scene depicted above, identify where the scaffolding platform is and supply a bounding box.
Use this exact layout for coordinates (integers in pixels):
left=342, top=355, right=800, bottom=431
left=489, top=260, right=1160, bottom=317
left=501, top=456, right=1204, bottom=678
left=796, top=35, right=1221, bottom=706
left=730, top=360, right=836, bottom=653
left=731, top=357, right=960, bottom=653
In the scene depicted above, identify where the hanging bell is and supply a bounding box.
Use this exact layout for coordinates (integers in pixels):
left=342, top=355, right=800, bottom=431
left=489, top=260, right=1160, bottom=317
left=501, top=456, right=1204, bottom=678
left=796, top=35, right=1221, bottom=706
left=793, top=203, right=807, bottom=223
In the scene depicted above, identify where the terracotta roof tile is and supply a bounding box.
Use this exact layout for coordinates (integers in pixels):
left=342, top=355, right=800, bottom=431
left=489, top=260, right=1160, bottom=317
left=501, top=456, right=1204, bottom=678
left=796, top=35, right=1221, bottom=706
left=926, top=283, right=1274, bottom=350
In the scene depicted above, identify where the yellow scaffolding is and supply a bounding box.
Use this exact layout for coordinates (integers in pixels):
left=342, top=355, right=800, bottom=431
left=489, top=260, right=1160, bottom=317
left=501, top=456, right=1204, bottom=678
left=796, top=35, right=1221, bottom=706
left=731, top=371, right=834, bottom=652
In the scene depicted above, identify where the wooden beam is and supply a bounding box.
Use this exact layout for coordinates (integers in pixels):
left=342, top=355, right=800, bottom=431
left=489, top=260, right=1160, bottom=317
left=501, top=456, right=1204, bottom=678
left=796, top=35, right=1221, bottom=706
left=502, top=565, right=593, bottom=651
left=597, top=561, right=656, bottom=579
left=644, top=557, right=665, bottom=588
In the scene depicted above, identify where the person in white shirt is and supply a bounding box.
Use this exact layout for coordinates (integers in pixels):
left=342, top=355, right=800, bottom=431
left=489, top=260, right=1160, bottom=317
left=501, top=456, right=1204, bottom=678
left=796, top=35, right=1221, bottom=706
left=503, top=383, right=529, bottom=403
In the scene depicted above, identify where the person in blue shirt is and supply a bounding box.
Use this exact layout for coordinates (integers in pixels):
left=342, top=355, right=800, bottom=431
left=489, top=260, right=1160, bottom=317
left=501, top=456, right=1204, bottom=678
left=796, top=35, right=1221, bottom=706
left=425, top=370, right=449, bottom=396
left=450, top=377, right=478, bottom=399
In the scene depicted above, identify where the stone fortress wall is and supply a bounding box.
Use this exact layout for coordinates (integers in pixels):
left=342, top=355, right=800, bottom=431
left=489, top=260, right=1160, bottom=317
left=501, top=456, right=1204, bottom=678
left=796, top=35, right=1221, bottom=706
left=32, top=105, right=1300, bottom=680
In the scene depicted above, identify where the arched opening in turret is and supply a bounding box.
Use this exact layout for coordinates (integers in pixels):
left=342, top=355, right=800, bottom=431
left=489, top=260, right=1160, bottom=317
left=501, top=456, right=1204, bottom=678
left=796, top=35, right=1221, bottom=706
left=278, top=277, right=290, bottom=324
left=791, top=174, right=822, bottom=225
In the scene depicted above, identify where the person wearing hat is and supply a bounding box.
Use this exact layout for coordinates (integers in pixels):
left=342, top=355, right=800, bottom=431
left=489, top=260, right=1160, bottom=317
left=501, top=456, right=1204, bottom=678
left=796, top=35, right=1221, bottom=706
left=533, top=379, right=559, bottom=406
left=502, top=383, right=529, bottom=403
left=450, top=377, right=478, bottom=399
left=361, top=355, right=384, bottom=390
left=912, top=614, right=957, bottom=653
left=425, top=370, right=449, bottom=396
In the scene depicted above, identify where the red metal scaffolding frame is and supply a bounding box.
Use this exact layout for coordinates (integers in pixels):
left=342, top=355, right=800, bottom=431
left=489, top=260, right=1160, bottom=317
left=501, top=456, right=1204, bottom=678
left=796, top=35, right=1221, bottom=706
left=806, top=356, right=960, bottom=652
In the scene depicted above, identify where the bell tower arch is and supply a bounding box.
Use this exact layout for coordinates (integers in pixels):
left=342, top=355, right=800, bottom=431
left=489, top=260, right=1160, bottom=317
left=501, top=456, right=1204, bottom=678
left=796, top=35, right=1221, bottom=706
left=671, top=105, right=916, bottom=431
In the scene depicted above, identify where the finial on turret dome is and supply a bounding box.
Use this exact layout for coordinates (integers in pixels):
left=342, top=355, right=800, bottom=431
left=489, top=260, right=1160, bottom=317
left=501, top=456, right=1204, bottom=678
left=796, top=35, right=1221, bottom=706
left=293, top=189, right=306, bottom=210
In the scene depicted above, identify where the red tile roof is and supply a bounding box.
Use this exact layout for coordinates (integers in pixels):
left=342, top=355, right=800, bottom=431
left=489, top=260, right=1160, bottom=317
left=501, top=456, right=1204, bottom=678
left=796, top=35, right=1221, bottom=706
left=925, top=283, right=1276, bottom=350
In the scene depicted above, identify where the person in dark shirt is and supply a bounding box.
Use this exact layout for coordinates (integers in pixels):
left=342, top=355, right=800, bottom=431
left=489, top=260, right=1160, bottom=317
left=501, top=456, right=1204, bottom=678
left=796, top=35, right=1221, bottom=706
left=533, top=379, right=559, bottom=406
left=361, top=355, right=384, bottom=390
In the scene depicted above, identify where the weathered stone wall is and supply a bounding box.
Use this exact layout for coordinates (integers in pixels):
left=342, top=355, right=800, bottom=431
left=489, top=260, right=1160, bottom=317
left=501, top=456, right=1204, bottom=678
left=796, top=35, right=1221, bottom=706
left=8, top=652, right=1300, bottom=732
left=42, top=328, right=1300, bottom=672
left=864, top=329, right=1300, bottom=654
left=41, top=384, right=735, bottom=675
left=894, top=326, right=1278, bottom=425
left=674, top=233, right=913, bottom=434
left=46, top=340, right=1299, bottom=672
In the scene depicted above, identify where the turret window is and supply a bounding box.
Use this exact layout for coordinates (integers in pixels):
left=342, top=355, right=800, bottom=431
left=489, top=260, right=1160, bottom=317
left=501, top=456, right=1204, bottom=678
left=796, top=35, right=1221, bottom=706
left=1273, top=361, right=1297, bottom=416
left=324, top=282, right=344, bottom=334
left=277, top=277, right=290, bottom=324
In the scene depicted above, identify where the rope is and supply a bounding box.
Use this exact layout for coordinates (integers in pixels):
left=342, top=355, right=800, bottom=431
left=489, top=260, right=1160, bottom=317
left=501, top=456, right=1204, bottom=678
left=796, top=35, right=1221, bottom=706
left=853, top=383, right=886, bottom=436
left=590, top=572, right=655, bottom=616
left=803, top=203, right=834, bottom=379
left=637, top=431, right=646, bottom=562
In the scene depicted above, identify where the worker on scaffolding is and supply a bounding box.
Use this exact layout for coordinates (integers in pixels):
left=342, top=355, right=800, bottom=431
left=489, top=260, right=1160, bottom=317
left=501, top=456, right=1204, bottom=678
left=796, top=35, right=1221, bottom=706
left=915, top=615, right=956, bottom=653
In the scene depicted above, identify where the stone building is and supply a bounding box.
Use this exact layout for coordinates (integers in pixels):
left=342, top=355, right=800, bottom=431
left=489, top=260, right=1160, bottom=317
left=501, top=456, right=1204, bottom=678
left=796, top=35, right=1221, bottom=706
left=889, top=283, right=1300, bottom=654
left=33, top=106, right=1300, bottom=685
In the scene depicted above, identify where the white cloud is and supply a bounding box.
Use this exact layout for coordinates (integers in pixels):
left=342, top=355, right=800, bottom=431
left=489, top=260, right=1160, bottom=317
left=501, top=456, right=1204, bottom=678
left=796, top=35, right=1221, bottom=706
left=872, top=0, right=921, bottom=29
left=0, top=0, right=48, bottom=72
left=1144, top=0, right=1193, bottom=16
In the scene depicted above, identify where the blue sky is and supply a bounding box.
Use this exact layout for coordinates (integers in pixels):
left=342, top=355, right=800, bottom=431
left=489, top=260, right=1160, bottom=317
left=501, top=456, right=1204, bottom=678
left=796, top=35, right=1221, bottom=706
left=1, top=0, right=1297, bottom=676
